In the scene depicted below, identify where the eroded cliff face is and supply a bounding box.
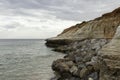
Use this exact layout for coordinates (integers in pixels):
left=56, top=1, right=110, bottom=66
left=98, top=26, right=120, bottom=80
left=46, top=7, right=120, bottom=80
left=46, top=7, right=120, bottom=48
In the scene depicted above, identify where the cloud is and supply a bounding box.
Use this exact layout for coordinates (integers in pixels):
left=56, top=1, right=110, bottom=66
left=0, top=22, right=23, bottom=30
left=0, top=0, right=120, bottom=21
left=0, top=8, right=78, bottom=39
left=0, top=0, right=120, bottom=38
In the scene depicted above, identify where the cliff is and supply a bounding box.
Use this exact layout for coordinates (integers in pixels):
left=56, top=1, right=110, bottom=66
left=98, top=26, right=120, bottom=80
left=46, top=7, right=120, bottom=80
left=46, top=7, right=120, bottom=48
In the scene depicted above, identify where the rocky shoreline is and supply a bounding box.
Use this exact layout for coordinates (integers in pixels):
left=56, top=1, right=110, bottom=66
left=51, top=38, right=110, bottom=80
left=46, top=7, right=120, bottom=80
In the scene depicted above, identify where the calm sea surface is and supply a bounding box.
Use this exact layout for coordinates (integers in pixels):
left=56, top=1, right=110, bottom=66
left=0, top=39, right=64, bottom=80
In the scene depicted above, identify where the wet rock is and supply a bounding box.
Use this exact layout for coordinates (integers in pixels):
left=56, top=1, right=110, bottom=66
left=77, top=62, right=86, bottom=70
left=86, top=57, right=100, bottom=71
left=88, top=72, right=99, bottom=80
left=66, top=61, right=75, bottom=68
left=92, top=43, right=101, bottom=52
left=75, top=56, right=83, bottom=63
left=52, top=59, right=70, bottom=73
left=88, top=78, right=93, bottom=80
left=80, top=67, right=88, bottom=78
left=45, top=39, right=73, bottom=48
left=69, top=77, right=81, bottom=80
left=70, top=66, right=78, bottom=75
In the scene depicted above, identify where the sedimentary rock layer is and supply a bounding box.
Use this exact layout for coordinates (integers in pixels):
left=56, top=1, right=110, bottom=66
left=99, top=26, right=120, bottom=80
left=46, top=7, right=120, bottom=80
left=46, top=7, right=120, bottom=48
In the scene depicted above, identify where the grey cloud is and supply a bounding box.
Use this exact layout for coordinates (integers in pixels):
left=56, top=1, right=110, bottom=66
left=0, top=0, right=120, bottom=39
left=0, top=0, right=120, bottom=21
left=3, top=22, right=21, bottom=29
left=4, top=25, right=17, bottom=29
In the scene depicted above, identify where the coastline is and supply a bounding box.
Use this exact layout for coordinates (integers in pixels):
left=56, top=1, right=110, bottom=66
left=46, top=7, right=120, bottom=80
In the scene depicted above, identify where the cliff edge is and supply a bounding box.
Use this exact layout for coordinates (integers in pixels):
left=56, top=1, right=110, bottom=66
left=98, top=26, right=120, bottom=80
left=46, top=7, right=120, bottom=80
left=46, top=7, right=120, bottom=48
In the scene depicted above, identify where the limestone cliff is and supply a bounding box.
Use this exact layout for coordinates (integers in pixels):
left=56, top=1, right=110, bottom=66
left=46, top=7, right=120, bottom=48
left=46, top=7, right=120, bottom=80
left=99, top=26, right=120, bottom=80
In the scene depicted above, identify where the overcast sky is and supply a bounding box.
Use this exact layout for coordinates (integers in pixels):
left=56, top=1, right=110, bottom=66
left=0, top=0, right=120, bottom=39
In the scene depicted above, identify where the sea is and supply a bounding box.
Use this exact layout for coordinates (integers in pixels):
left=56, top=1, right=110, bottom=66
left=0, top=39, right=64, bottom=80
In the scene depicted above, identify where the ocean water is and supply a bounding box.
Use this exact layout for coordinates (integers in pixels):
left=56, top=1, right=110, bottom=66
left=0, top=39, right=64, bottom=80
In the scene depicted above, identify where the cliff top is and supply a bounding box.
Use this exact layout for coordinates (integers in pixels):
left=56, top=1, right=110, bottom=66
left=47, top=7, right=120, bottom=41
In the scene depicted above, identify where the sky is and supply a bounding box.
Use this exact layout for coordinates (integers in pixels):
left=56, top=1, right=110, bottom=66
left=0, top=0, right=120, bottom=39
